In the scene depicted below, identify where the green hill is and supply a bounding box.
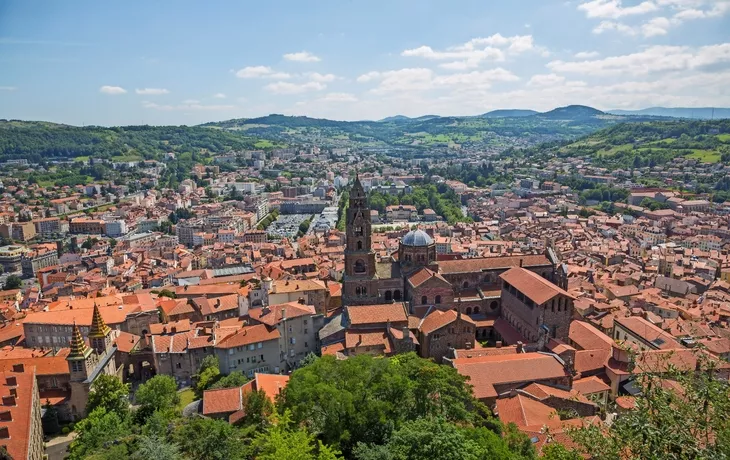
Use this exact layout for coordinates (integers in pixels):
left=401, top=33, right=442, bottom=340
left=556, top=119, right=730, bottom=168
left=0, top=121, right=260, bottom=163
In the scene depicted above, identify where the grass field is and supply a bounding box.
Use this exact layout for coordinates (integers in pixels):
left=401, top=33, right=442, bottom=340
left=254, top=139, right=275, bottom=148
left=686, top=149, right=721, bottom=163
left=177, top=388, right=196, bottom=411
left=718, top=134, right=730, bottom=143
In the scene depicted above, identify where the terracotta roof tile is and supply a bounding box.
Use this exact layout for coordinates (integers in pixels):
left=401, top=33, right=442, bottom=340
left=215, top=324, right=279, bottom=349
left=347, top=303, right=407, bottom=326
left=437, top=254, right=551, bottom=274
left=500, top=267, right=575, bottom=305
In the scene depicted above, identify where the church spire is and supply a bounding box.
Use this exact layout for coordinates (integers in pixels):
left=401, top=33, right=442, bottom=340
left=68, top=322, right=92, bottom=360
left=88, top=303, right=111, bottom=338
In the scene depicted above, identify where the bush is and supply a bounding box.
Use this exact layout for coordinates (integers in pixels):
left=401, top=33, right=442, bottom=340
left=62, top=426, right=70, bottom=435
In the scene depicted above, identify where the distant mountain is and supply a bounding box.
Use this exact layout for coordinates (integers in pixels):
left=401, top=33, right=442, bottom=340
left=607, top=107, right=730, bottom=120
left=379, top=115, right=412, bottom=122
left=480, top=109, right=538, bottom=118
left=378, top=115, right=440, bottom=122
left=537, top=105, right=605, bottom=120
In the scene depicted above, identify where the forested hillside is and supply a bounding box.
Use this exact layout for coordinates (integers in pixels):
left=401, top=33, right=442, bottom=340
left=0, top=121, right=260, bottom=163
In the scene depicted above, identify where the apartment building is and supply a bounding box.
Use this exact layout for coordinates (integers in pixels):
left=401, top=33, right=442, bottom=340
left=214, top=324, right=282, bottom=377
left=21, top=248, right=59, bottom=278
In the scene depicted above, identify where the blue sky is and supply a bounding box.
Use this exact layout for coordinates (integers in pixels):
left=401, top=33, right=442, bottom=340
left=1, top=0, right=729, bottom=125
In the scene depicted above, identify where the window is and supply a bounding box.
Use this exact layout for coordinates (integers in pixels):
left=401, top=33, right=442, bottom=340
left=435, top=295, right=441, bottom=304
left=305, top=342, right=309, bottom=348
left=290, top=337, right=296, bottom=344
left=304, top=320, right=308, bottom=325
left=176, top=362, right=182, bottom=369
left=257, top=342, right=263, bottom=349
left=357, top=241, right=363, bottom=250
left=249, top=344, right=255, bottom=351
left=354, top=259, right=366, bottom=273
left=463, top=281, right=469, bottom=288
left=260, top=354, right=264, bottom=361
left=421, top=296, right=428, bottom=305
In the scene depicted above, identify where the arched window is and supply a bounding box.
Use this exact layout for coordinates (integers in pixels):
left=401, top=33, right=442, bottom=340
left=474, top=307, right=480, bottom=314
left=385, top=291, right=392, bottom=302
left=490, top=301, right=498, bottom=311
left=362, top=286, right=367, bottom=296
left=463, top=281, right=469, bottom=289
left=466, top=307, right=472, bottom=314
left=394, top=290, right=402, bottom=301
left=435, top=295, right=441, bottom=304
left=421, top=296, right=428, bottom=305
left=356, top=287, right=361, bottom=296
left=357, top=241, right=363, bottom=250
left=354, top=259, right=366, bottom=273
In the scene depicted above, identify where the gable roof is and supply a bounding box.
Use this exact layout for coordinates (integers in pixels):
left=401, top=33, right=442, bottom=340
left=247, top=302, right=315, bottom=327
left=437, top=254, right=551, bottom=274
left=407, top=267, right=449, bottom=288
left=347, top=303, right=408, bottom=326
left=419, top=309, right=475, bottom=335
left=500, top=267, right=575, bottom=305
left=215, top=324, right=279, bottom=349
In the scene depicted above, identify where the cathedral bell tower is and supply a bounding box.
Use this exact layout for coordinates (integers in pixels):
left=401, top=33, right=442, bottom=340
left=88, top=303, right=113, bottom=354
left=344, top=175, right=379, bottom=305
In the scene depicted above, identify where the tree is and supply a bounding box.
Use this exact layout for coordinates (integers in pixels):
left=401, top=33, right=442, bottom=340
left=132, top=435, right=182, bottom=460
left=209, top=371, right=247, bottom=390
left=236, top=388, right=274, bottom=429
left=68, top=408, right=131, bottom=460
left=3, top=275, right=21, bottom=290
left=194, top=355, right=220, bottom=397
left=569, top=354, right=730, bottom=459
left=541, top=443, right=583, bottom=460
left=174, top=416, right=247, bottom=460
left=252, top=411, right=342, bottom=460
left=135, top=375, right=179, bottom=418
left=354, top=417, right=526, bottom=460
left=281, top=353, right=493, bottom=455
left=86, top=375, right=130, bottom=417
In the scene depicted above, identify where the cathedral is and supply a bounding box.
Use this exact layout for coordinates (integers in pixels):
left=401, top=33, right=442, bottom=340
left=322, top=175, right=573, bottom=357
left=342, top=175, right=567, bottom=314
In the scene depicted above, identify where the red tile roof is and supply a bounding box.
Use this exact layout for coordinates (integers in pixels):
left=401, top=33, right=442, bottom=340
left=0, top=356, right=70, bottom=376
left=569, top=321, right=614, bottom=351
left=572, top=376, right=611, bottom=396
left=496, top=394, right=559, bottom=427
left=452, top=353, right=568, bottom=400
left=437, top=254, right=551, bottom=274
left=347, top=303, right=408, bottom=326
left=500, top=267, right=575, bottom=305
left=193, top=294, right=239, bottom=316
left=0, top=368, right=38, bottom=460
left=418, top=309, right=475, bottom=335
left=247, top=303, right=315, bottom=327
left=215, top=324, right=279, bottom=349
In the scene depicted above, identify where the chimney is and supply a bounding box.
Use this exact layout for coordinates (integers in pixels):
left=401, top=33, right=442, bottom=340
left=216, top=299, right=221, bottom=308
left=519, top=258, right=523, bottom=268
left=496, top=341, right=502, bottom=348
left=516, top=341, right=524, bottom=353
left=281, top=308, right=286, bottom=320
left=358, top=334, right=362, bottom=344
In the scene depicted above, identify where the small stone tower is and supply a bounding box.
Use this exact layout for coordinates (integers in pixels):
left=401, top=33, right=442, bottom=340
left=66, top=322, right=94, bottom=383
left=88, top=303, right=113, bottom=354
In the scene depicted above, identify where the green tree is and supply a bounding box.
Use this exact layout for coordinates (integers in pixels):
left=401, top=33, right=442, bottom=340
left=541, top=443, right=583, bottom=460
left=174, top=416, right=247, bottom=460
left=236, top=388, right=274, bottom=429
left=86, top=374, right=130, bottom=417
left=209, top=371, right=247, bottom=390
left=132, top=435, right=182, bottom=460
left=252, top=411, right=343, bottom=460
left=194, top=355, right=221, bottom=397
left=3, top=275, right=21, bottom=290
left=41, top=400, right=60, bottom=435
left=68, top=408, right=131, bottom=460
left=569, top=356, right=730, bottom=459
left=135, top=375, right=180, bottom=418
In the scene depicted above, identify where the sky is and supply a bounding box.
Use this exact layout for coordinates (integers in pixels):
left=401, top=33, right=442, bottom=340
left=0, top=0, right=729, bottom=125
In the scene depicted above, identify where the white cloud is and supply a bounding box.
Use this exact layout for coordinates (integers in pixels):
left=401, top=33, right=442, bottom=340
left=356, top=71, right=382, bottom=83
left=0, top=86, right=16, bottom=91
left=574, top=51, right=600, bottom=59
left=306, top=72, right=337, bottom=83
left=320, top=92, right=358, bottom=102
left=527, top=73, right=566, bottom=86
left=235, top=66, right=291, bottom=79
left=283, top=51, right=321, bottom=62
left=578, top=0, right=658, bottom=19
left=142, top=101, right=235, bottom=111
left=182, top=99, right=200, bottom=104
left=361, top=67, right=519, bottom=94
left=135, top=88, right=169, bottom=95
left=213, top=93, right=226, bottom=99
left=401, top=34, right=539, bottom=69
left=99, top=85, right=127, bottom=95
left=548, top=43, right=730, bottom=76
left=641, top=16, right=671, bottom=36
left=592, top=20, right=638, bottom=35
left=264, top=81, right=326, bottom=94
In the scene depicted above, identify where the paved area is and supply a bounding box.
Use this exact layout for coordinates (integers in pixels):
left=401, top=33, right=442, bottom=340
left=45, top=432, right=77, bottom=460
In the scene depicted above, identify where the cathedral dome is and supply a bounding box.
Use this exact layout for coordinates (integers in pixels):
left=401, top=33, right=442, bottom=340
left=401, top=229, right=433, bottom=246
